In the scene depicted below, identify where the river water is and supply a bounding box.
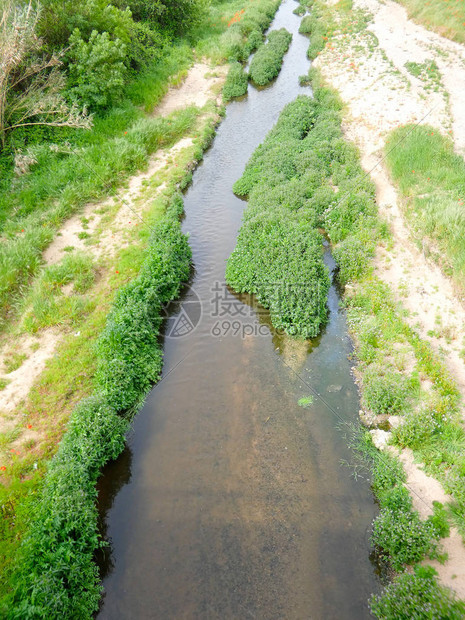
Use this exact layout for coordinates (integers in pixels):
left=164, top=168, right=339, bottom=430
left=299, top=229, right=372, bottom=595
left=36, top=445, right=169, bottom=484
left=97, top=1, right=381, bottom=617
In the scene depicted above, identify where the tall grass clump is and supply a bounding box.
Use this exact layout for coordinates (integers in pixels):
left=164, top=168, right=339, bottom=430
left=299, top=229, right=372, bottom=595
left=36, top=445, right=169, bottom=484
left=223, top=61, right=249, bottom=102
left=249, top=28, right=292, bottom=86
left=385, top=125, right=465, bottom=289
left=394, top=0, right=465, bottom=44
left=227, top=84, right=379, bottom=337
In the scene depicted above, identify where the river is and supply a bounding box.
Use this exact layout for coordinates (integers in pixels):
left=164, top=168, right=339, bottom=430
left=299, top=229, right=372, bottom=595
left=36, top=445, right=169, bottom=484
left=96, top=1, right=381, bottom=617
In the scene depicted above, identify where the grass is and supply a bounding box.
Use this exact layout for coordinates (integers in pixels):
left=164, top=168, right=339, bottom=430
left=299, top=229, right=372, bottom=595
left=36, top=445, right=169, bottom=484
left=19, top=252, right=96, bottom=333
left=0, top=105, right=198, bottom=331
left=249, top=28, right=292, bottom=86
left=394, top=0, right=465, bottom=44
left=385, top=125, right=465, bottom=289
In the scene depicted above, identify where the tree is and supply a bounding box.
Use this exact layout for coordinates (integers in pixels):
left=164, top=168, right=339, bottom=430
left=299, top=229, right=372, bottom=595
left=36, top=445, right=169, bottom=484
left=0, top=0, right=91, bottom=151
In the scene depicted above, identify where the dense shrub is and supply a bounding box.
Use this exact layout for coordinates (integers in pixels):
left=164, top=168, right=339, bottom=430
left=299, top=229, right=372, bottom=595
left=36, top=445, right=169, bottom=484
left=333, top=233, right=374, bottom=285
left=9, top=395, right=129, bottom=617
left=371, top=565, right=465, bottom=619
left=67, top=29, right=128, bottom=110
left=299, top=14, right=314, bottom=34
left=227, top=217, right=330, bottom=337
left=362, top=370, right=409, bottom=415
left=95, top=194, right=191, bottom=412
left=249, top=28, right=292, bottom=86
left=372, top=507, right=439, bottom=570
left=223, top=61, right=248, bottom=102
left=227, top=89, right=379, bottom=337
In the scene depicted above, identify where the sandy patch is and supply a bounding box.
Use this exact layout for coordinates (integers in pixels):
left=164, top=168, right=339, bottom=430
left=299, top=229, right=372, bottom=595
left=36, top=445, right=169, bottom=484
left=155, top=63, right=227, bottom=116
left=0, top=331, right=58, bottom=414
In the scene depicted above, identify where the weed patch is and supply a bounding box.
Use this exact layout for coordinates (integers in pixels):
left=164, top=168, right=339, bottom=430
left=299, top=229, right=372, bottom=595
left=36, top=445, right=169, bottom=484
left=371, top=565, right=465, bottom=619
left=249, top=28, right=292, bottom=86
left=223, top=61, right=249, bottom=101
left=227, top=79, right=379, bottom=337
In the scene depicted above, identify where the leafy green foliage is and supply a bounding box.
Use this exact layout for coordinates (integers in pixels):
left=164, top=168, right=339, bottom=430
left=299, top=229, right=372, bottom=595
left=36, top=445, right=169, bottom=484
left=249, top=28, right=292, bottom=86
left=227, top=87, right=378, bottom=337
left=67, top=30, right=128, bottom=110
left=223, top=61, right=248, bottom=102
left=128, top=0, right=209, bottom=36
left=7, top=395, right=129, bottom=617
left=372, top=507, right=439, bottom=570
left=371, top=565, right=465, bottom=619
left=95, top=194, right=191, bottom=412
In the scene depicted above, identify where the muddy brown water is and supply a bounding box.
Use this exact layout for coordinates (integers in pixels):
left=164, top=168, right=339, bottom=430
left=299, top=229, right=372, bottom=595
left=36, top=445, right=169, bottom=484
left=96, top=1, right=381, bottom=617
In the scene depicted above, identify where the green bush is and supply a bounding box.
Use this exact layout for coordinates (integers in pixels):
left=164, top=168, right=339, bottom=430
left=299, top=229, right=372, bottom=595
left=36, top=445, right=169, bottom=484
left=372, top=507, right=439, bottom=570
left=363, top=370, right=409, bottom=415
left=223, top=61, right=248, bottom=102
left=67, top=29, right=128, bottom=110
left=371, top=565, right=465, bottom=619
left=8, top=395, right=129, bottom=617
left=95, top=194, right=191, bottom=412
left=226, top=217, right=330, bottom=337
left=249, top=28, right=292, bottom=86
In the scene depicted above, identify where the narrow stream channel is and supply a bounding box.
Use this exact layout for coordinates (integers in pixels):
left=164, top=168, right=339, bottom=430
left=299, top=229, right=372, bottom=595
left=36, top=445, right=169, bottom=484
left=97, top=1, right=381, bottom=617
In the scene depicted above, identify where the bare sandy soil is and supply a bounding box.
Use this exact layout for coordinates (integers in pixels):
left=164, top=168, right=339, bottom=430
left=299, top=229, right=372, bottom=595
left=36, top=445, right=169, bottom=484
left=315, top=0, right=465, bottom=595
left=0, top=62, right=225, bottom=451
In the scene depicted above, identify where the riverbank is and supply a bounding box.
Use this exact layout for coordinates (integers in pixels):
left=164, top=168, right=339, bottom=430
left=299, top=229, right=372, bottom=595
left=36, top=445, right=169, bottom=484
left=308, top=0, right=465, bottom=614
